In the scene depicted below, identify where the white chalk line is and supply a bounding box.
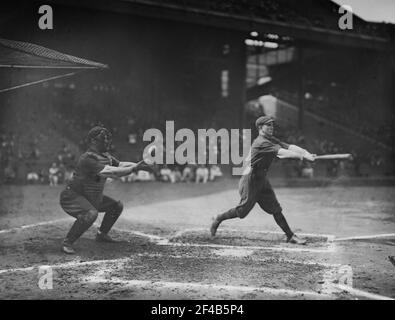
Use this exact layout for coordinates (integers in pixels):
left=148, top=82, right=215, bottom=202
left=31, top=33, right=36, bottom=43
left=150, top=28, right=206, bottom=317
left=90, top=278, right=331, bottom=299
left=0, top=251, right=340, bottom=275
left=112, top=227, right=336, bottom=253
left=0, top=257, right=130, bottom=275
left=10, top=219, right=392, bottom=299
left=134, top=252, right=342, bottom=269
left=83, top=270, right=331, bottom=299
left=334, top=233, right=395, bottom=242
left=152, top=227, right=336, bottom=253
left=0, top=221, right=336, bottom=261
left=0, top=252, right=344, bottom=299
left=0, top=218, right=72, bottom=235
left=161, top=241, right=336, bottom=253
left=2, top=214, right=393, bottom=299
left=0, top=218, right=336, bottom=254
left=321, top=265, right=353, bottom=296
left=6, top=245, right=385, bottom=300
left=170, top=227, right=335, bottom=242
left=334, top=284, right=394, bottom=300
left=209, top=228, right=334, bottom=240
left=0, top=252, right=336, bottom=299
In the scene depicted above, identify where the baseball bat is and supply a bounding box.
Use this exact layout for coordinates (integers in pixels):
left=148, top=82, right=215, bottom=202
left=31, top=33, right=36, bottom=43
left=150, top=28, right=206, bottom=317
left=314, top=154, right=352, bottom=160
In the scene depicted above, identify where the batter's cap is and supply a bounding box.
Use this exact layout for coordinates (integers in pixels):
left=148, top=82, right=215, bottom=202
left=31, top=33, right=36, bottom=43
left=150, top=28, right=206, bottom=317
left=255, top=116, right=274, bottom=129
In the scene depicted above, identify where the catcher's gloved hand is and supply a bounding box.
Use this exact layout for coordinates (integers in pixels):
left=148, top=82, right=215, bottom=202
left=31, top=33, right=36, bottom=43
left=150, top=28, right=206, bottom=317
left=132, top=161, right=153, bottom=173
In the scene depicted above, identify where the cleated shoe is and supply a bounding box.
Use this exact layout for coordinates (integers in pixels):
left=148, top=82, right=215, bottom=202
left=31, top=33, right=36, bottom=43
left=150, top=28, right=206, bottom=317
left=95, top=231, right=118, bottom=243
left=61, top=241, right=76, bottom=254
left=210, top=216, right=221, bottom=237
left=287, top=234, right=307, bottom=245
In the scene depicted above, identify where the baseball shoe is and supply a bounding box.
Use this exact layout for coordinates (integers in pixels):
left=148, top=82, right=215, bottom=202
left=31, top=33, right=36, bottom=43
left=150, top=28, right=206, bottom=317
left=61, top=241, right=76, bottom=254
left=287, top=234, right=307, bottom=245
left=210, top=216, right=221, bottom=237
left=95, top=231, right=118, bottom=243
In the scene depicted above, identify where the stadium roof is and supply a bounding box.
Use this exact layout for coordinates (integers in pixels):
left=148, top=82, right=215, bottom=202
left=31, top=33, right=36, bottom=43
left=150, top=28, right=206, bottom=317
left=0, top=38, right=108, bottom=92
left=39, top=0, right=390, bottom=50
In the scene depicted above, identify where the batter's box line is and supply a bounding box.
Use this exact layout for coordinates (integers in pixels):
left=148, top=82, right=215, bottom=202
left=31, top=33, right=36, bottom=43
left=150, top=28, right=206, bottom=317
left=0, top=218, right=73, bottom=235
left=0, top=252, right=340, bottom=276
left=60, top=253, right=384, bottom=301
left=132, top=252, right=343, bottom=269
left=199, top=228, right=335, bottom=240
left=79, top=254, right=338, bottom=299
left=132, top=227, right=336, bottom=254
left=0, top=220, right=335, bottom=254
left=2, top=252, right=389, bottom=300
left=84, top=276, right=333, bottom=300
left=0, top=222, right=389, bottom=300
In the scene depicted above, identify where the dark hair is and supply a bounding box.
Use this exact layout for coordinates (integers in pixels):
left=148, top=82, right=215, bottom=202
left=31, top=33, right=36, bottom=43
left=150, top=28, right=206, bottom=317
left=87, top=126, right=111, bottom=142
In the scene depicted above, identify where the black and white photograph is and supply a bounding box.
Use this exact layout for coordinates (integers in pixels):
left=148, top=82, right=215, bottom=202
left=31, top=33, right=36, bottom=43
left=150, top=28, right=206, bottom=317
left=0, top=0, right=394, bottom=304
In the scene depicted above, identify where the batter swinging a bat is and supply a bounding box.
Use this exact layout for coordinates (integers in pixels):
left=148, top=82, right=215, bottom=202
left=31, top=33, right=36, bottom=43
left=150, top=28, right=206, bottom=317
left=210, top=116, right=316, bottom=245
left=59, top=126, right=152, bottom=254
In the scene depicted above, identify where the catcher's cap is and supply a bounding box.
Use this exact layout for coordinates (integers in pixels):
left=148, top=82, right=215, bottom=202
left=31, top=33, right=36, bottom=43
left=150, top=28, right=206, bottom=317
left=87, top=126, right=111, bottom=141
left=255, top=116, right=274, bottom=129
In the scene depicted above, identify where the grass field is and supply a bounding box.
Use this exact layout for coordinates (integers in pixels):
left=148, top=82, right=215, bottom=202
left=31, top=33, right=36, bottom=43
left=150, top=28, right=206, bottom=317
left=0, top=179, right=394, bottom=300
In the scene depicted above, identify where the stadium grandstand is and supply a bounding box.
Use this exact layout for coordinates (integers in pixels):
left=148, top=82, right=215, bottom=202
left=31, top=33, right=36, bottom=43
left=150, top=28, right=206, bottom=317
left=1, top=0, right=395, bottom=184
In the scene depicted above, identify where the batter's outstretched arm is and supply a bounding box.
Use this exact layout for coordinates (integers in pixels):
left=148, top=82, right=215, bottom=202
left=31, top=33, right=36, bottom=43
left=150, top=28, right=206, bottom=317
left=288, top=145, right=309, bottom=156
left=277, top=148, right=315, bottom=161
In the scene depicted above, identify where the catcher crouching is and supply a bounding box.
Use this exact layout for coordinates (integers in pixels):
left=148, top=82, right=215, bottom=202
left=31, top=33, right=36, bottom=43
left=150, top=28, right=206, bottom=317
left=59, top=126, right=147, bottom=254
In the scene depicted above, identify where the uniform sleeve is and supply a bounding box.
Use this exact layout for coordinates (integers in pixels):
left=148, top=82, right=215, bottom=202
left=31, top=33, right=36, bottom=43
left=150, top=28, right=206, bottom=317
left=110, top=156, right=120, bottom=167
left=279, top=141, right=290, bottom=149
left=270, top=137, right=289, bottom=150
left=79, top=154, right=106, bottom=176
left=254, top=140, right=282, bottom=155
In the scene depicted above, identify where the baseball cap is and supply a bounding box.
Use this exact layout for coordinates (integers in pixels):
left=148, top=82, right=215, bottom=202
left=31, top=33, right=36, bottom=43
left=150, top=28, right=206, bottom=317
left=255, top=116, right=274, bottom=129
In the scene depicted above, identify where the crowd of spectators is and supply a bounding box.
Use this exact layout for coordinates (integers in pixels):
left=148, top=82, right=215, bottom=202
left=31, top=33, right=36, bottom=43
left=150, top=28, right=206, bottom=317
left=0, top=127, right=77, bottom=186
left=120, top=163, right=223, bottom=184
left=274, top=124, right=389, bottom=179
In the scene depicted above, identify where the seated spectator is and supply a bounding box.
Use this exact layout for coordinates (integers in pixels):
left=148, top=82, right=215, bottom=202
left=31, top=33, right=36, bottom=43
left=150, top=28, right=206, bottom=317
left=64, top=166, right=74, bottom=183
left=182, top=164, right=195, bottom=183
left=150, top=162, right=161, bottom=181
left=337, top=160, right=348, bottom=177
left=135, top=170, right=153, bottom=182
left=326, top=160, right=339, bottom=178
left=49, top=162, right=60, bottom=186
left=209, top=165, right=223, bottom=181
left=39, top=168, right=48, bottom=184
left=120, top=172, right=137, bottom=183
left=160, top=165, right=172, bottom=182
left=27, top=171, right=40, bottom=184
left=169, top=166, right=182, bottom=183
left=195, top=165, right=209, bottom=183
left=4, top=165, right=16, bottom=184
left=301, top=162, right=314, bottom=179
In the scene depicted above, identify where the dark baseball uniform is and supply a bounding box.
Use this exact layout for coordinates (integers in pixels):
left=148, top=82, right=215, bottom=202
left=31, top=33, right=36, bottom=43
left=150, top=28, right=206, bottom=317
left=232, top=134, right=289, bottom=218
left=60, top=149, right=121, bottom=218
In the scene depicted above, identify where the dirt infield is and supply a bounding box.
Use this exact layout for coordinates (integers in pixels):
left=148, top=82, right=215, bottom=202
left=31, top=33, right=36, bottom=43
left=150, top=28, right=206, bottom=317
left=0, top=181, right=394, bottom=300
